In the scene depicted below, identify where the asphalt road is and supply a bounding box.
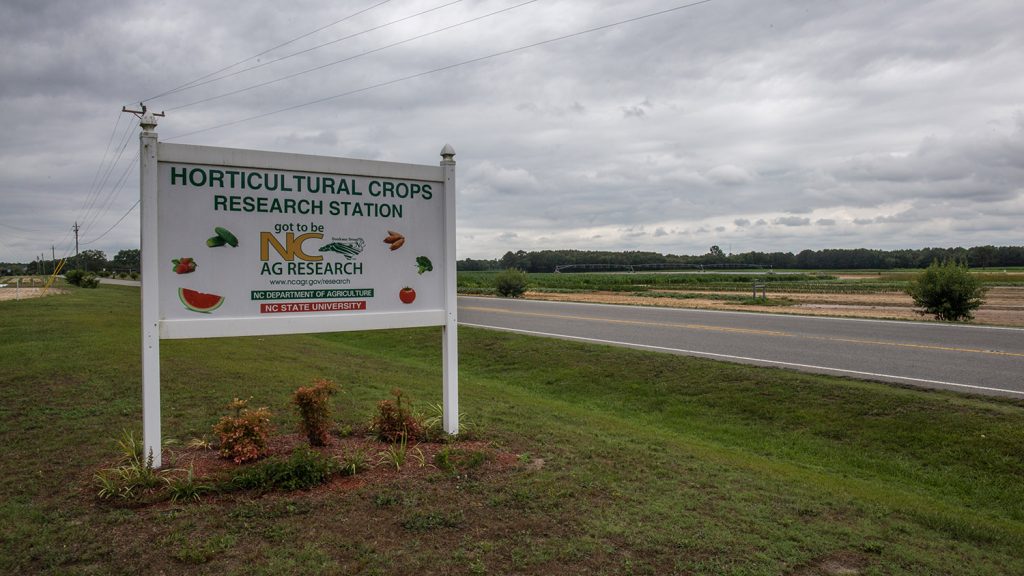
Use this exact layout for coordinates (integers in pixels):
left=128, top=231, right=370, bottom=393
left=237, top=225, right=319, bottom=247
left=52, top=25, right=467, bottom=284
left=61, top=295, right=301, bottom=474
left=458, top=296, right=1024, bottom=398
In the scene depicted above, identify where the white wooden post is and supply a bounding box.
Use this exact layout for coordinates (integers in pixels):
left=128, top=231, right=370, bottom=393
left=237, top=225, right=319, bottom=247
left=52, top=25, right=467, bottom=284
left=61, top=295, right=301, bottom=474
left=440, top=144, right=459, bottom=435
left=139, top=113, right=162, bottom=468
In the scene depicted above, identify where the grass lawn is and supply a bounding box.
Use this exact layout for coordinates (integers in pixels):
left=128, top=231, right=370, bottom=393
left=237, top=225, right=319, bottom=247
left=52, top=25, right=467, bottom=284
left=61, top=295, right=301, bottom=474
left=2, top=285, right=1024, bottom=575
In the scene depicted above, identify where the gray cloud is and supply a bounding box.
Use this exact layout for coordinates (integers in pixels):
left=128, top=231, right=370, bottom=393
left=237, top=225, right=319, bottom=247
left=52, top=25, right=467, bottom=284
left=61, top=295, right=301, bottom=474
left=1, top=0, right=1022, bottom=260
left=706, top=164, right=752, bottom=186
left=774, top=216, right=811, bottom=227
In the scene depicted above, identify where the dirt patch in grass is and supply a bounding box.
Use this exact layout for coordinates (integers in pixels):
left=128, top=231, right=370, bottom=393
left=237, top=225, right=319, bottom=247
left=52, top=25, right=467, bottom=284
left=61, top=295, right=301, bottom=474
left=787, top=550, right=872, bottom=575
left=0, top=287, right=65, bottom=301
left=521, top=286, right=1024, bottom=326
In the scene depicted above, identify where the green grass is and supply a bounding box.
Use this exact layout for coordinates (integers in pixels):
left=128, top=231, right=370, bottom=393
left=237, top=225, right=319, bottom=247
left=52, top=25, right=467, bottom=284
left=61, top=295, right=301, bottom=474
left=2, top=285, right=1024, bottom=574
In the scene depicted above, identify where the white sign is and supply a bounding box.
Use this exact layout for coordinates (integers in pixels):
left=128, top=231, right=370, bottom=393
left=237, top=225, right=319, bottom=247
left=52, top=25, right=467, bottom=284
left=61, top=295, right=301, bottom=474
left=155, top=144, right=449, bottom=339
left=139, top=125, right=458, bottom=467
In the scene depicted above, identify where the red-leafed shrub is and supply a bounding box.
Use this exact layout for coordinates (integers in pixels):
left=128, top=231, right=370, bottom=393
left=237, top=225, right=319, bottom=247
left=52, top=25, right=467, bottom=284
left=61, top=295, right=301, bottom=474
left=371, top=388, right=423, bottom=443
left=213, top=398, right=273, bottom=464
left=293, top=378, right=338, bottom=447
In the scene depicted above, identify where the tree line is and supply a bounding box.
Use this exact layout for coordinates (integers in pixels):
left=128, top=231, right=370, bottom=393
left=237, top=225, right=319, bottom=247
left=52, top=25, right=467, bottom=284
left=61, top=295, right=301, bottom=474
left=3, top=249, right=139, bottom=275
left=459, top=245, right=1024, bottom=273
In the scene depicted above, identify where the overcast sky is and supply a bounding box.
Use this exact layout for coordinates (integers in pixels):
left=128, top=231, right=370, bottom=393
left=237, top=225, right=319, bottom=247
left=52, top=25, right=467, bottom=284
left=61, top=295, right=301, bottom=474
left=1, top=0, right=1021, bottom=263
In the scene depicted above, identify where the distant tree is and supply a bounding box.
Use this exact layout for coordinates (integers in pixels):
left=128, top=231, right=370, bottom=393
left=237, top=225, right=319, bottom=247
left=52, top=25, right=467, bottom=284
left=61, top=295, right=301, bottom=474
left=77, top=249, right=107, bottom=271
left=967, top=245, right=997, bottom=269
left=111, top=249, right=140, bottom=271
left=906, top=260, right=986, bottom=322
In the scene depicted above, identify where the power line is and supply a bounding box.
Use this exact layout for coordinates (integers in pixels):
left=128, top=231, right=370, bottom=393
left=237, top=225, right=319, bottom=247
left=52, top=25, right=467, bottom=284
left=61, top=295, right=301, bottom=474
left=0, top=221, right=42, bottom=233
left=76, top=120, right=137, bottom=234
left=81, top=199, right=139, bottom=246
left=167, top=0, right=718, bottom=141
left=167, top=0, right=540, bottom=112
left=69, top=114, right=133, bottom=242
left=143, top=0, right=396, bottom=102
left=79, top=142, right=138, bottom=236
left=157, top=0, right=463, bottom=100
left=79, top=111, right=126, bottom=215
left=81, top=150, right=140, bottom=240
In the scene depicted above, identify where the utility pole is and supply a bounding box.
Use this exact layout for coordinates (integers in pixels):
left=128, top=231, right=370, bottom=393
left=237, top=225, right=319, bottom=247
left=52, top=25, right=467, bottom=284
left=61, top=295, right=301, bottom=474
left=73, top=221, right=80, bottom=269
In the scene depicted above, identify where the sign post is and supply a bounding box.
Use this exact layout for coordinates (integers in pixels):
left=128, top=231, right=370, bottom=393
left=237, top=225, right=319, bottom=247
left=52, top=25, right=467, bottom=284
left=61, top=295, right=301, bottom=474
left=440, top=144, right=458, bottom=434
left=138, top=116, right=457, bottom=468
left=140, top=113, right=162, bottom=466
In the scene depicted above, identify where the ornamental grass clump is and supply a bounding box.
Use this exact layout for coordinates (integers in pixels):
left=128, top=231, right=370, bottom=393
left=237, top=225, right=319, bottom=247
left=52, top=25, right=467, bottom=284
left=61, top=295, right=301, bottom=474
left=293, top=378, right=338, bottom=447
left=213, top=398, right=273, bottom=464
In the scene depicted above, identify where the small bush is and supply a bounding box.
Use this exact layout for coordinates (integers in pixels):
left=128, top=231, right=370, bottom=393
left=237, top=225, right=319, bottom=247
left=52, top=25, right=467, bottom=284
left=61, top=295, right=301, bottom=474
left=293, top=378, right=337, bottom=446
left=906, top=260, right=987, bottom=321
left=494, top=268, right=528, bottom=298
left=230, top=446, right=338, bottom=492
left=65, top=269, right=100, bottom=288
left=371, top=388, right=423, bottom=443
left=64, top=269, right=85, bottom=286
left=213, top=398, right=273, bottom=464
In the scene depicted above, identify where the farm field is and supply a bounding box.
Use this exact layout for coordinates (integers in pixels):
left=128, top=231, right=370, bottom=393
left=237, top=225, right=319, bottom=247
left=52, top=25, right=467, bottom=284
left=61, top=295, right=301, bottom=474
left=0, top=276, right=64, bottom=302
left=3, top=284, right=1024, bottom=574
left=459, top=270, right=1024, bottom=326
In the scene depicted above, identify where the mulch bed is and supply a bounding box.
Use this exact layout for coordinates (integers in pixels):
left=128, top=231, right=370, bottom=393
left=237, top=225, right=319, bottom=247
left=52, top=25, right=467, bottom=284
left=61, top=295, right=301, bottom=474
left=91, top=431, right=522, bottom=507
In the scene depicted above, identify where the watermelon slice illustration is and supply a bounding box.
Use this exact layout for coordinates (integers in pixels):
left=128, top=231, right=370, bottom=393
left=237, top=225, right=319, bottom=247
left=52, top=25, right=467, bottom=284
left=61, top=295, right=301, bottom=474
left=178, top=287, right=225, bottom=314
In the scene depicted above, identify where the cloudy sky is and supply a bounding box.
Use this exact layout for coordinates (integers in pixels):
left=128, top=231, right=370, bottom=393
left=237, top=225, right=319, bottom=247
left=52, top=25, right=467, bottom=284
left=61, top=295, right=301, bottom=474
left=1, top=0, right=1021, bottom=263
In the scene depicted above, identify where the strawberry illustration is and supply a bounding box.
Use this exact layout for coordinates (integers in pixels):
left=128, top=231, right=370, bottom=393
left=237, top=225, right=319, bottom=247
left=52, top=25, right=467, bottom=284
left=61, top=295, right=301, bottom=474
left=172, top=257, right=197, bottom=274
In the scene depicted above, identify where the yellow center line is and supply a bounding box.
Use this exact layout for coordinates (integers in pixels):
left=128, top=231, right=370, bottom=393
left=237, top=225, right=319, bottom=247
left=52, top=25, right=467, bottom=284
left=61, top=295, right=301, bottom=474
left=462, top=306, right=794, bottom=337
left=461, top=305, right=1024, bottom=358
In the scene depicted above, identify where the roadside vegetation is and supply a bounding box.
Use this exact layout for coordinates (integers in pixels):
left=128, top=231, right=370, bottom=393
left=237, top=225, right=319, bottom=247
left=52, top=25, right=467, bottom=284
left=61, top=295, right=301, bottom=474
left=907, top=260, right=987, bottom=321
left=458, top=269, right=1024, bottom=326
left=3, top=285, right=1024, bottom=574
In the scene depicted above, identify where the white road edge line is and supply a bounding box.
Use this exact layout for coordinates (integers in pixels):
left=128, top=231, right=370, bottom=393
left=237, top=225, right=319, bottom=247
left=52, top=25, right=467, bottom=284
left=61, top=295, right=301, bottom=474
left=459, top=322, right=1024, bottom=397
left=458, top=296, right=1024, bottom=332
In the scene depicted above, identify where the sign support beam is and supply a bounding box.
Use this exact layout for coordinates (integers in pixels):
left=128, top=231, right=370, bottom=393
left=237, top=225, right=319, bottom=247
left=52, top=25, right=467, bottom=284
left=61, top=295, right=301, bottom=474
left=139, top=112, right=162, bottom=468
left=441, top=144, right=458, bottom=435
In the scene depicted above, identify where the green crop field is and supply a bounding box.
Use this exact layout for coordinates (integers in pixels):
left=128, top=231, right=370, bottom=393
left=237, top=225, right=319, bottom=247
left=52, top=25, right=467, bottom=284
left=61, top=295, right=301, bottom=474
left=3, top=285, right=1024, bottom=574
left=458, top=269, right=1024, bottom=297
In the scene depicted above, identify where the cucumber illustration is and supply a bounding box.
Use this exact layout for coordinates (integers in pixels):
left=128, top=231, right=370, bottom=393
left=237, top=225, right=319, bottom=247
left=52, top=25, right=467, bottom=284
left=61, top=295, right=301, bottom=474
left=214, top=227, right=238, bottom=247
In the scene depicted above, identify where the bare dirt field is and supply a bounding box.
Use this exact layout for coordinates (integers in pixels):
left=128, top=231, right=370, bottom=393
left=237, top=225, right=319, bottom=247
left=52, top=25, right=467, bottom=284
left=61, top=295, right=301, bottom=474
left=524, top=286, right=1024, bottom=327
left=0, top=287, right=64, bottom=301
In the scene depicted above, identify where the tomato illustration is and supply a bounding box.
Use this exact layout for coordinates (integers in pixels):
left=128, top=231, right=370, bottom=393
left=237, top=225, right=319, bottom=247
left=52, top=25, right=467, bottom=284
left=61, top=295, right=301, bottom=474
left=399, top=287, right=416, bottom=304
